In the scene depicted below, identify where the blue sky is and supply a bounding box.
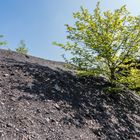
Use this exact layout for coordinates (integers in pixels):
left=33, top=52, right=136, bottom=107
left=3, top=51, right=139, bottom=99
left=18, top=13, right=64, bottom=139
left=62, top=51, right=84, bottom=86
left=0, top=0, right=140, bottom=61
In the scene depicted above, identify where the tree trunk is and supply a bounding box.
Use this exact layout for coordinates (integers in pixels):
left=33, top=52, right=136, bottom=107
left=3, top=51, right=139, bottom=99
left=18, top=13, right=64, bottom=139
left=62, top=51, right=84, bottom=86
left=110, top=68, right=116, bottom=83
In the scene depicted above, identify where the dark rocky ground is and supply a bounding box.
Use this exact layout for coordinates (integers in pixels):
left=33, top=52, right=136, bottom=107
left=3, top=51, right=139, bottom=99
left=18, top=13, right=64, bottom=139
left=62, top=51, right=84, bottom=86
left=0, top=49, right=140, bottom=140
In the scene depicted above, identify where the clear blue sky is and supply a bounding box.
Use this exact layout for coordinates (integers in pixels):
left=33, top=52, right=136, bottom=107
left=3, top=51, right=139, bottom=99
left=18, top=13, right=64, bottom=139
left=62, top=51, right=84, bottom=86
left=0, top=0, right=140, bottom=61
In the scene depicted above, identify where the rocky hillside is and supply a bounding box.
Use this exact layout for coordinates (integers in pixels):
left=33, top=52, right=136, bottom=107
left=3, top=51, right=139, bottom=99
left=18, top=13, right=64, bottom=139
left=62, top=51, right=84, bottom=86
left=0, top=49, right=140, bottom=140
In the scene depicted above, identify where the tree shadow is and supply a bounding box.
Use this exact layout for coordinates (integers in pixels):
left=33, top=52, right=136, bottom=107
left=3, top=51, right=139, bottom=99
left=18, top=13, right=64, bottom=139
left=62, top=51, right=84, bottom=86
left=5, top=58, right=140, bottom=139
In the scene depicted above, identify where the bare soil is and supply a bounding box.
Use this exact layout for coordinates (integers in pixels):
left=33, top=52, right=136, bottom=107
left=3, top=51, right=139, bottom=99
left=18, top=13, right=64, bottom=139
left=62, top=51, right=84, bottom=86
left=0, top=49, right=140, bottom=140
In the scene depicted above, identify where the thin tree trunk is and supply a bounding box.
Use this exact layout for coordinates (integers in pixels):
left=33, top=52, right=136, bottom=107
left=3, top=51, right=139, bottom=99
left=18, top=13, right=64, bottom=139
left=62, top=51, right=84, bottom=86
left=110, top=68, right=116, bottom=83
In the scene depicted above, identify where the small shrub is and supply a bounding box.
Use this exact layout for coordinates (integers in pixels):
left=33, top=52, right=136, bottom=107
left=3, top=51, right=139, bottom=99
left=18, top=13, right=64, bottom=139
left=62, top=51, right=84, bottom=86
left=16, top=40, right=28, bottom=55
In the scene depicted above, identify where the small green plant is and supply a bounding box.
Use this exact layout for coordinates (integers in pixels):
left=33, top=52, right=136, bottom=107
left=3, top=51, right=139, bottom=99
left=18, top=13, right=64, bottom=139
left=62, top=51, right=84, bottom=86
left=77, top=70, right=96, bottom=77
left=119, top=66, right=140, bottom=95
left=0, top=35, right=7, bottom=46
left=16, top=40, right=28, bottom=55
left=103, top=86, right=122, bottom=94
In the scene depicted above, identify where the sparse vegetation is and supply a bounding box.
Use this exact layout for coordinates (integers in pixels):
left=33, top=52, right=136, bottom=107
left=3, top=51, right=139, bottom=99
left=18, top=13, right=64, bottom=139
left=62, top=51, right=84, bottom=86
left=16, top=40, right=28, bottom=55
left=0, top=35, right=7, bottom=47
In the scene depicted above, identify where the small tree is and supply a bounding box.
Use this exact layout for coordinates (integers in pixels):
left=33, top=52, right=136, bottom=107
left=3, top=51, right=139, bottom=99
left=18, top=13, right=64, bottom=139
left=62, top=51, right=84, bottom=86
left=54, top=2, right=140, bottom=83
left=0, top=35, right=7, bottom=47
left=16, top=40, right=28, bottom=55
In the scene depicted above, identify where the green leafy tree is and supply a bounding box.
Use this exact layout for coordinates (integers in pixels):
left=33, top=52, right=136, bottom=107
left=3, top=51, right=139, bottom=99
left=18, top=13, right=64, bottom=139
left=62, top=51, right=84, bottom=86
left=54, top=2, right=140, bottom=83
left=16, top=40, right=28, bottom=55
left=119, top=61, right=140, bottom=93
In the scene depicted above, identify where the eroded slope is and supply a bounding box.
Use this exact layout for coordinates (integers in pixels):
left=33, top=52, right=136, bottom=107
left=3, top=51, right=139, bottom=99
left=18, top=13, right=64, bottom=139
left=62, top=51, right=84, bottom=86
left=0, top=49, right=140, bottom=140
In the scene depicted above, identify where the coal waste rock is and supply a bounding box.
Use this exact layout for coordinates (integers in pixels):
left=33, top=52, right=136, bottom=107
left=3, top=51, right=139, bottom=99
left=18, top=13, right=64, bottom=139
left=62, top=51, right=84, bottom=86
left=0, top=49, right=140, bottom=140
